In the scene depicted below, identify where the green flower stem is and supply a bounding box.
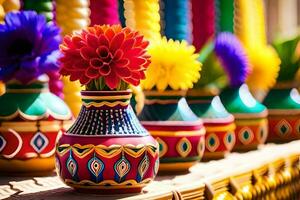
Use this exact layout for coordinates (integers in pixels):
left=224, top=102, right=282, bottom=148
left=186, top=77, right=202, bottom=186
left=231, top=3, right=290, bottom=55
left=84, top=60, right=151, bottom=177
left=86, top=78, right=130, bottom=91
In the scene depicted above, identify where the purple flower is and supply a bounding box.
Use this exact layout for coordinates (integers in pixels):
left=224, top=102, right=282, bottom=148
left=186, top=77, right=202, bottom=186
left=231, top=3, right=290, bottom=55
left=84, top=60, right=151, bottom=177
left=214, top=32, right=250, bottom=87
left=0, top=11, right=61, bottom=84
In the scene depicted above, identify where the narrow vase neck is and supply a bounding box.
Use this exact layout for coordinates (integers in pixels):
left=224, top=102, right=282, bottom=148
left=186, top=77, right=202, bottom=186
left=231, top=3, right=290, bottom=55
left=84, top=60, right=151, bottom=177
left=81, top=90, right=132, bottom=110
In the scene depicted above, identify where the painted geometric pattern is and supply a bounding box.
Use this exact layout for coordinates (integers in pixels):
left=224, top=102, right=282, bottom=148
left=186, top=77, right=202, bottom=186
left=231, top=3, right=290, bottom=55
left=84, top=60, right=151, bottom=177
left=238, top=127, right=254, bottom=145
left=57, top=143, right=158, bottom=186
left=295, top=120, right=300, bottom=135
left=176, top=137, right=192, bottom=157
left=88, top=154, right=105, bottom=182
left=224, top=131, right=236, bottom=150
left=206, top=133, right=220, bottom=152
left=57, top=144, right=158, bottom=158
left=137, top=154, right=150, bottom=182
left=197, top=137, right=205, bottom=157
left=66, top=151, right=78, bottom=177
left=67, top=106, right=148, bottom=136
left=256, top=124, right=268, bottom=143
left=114, top=155, right=131, bottom=182
left=30, top=132, right=49, bottom=153
left=0, top=135, right=7, bottom=152
left=275, top=119, right=292, bottom=137
left=156, top=137, right=168, bottom=158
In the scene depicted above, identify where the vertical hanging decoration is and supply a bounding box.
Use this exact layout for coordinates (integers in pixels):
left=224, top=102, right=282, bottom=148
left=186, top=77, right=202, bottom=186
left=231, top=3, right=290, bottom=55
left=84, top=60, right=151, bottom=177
left=234, top=0, right=280, bottom=95
left=0, top=0, right=20, bottom=96
left=22, top=0, right=63, bottom=98
left=215, top=0, right=234, bottom=33
left=89, top=0, right=119, bottom=25
left=124, top=0, right=160, bottom=42
left=191, top=0, right=215, bottom=51
left=162, top=0, right=191, bottom=41
left=118, top=0, right=126, bottom=27
left=55, top=0, right=90, bottom=116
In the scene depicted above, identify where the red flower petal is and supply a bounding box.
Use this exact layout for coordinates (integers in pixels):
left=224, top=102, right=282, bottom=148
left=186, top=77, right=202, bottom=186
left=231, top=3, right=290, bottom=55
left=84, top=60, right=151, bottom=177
left=130, top=57, right=147, bottom=66
left=72, top=35, right=85, bottom=48
left=86, top=34, right=99, bottom=49
left=134, top=35, right=143, bottom=47
left=125, top=48, right=145, bottom=57
left=85, top=67, right=100, bottom=79
left=139, top=71, right=146, bottom=79
left=90, top=58, right=103, bottom=68
left=80, top=47, right=97, bottom=60
left=99, top=64, right=111, bottom=76
left=110, top=32, right=125, bottom=53
left=140, top=40, right=149, bottom=49
left=73, top=59, right=89, bottom=69
left=121, top=38, right=134, bottom=50
left=115, top=58, right=129, bottom=67
left=124, top=77, right=140, bottom=86
left=113, top=49, right=124, bottom=61
left=70, top=70, right=84, bottom=81
left=96, top=46, right=110, bottom=59
left=79, top=75, right=91, bottom=85
left=105, top=28, right=115, bottom=41
left=115, top=67, right=131, bottom=78
left=98, top=35, right=109, bottom=47
left=104, top=70, right=120, bottom=89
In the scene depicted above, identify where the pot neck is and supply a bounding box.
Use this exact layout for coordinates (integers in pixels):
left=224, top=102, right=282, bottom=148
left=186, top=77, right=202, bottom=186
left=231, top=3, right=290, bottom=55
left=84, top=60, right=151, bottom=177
left=143, top=90, right=186, bottom=102
left=5, top=82, right=49, bottom=93
left=81, top=90, right=132, bottom=110
left=186, top=88, right=219, bottom=101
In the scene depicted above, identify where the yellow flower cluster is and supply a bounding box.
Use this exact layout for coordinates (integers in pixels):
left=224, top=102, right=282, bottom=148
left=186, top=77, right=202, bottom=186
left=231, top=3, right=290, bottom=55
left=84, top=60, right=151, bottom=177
left=56, top=0, right=89, bottom=116
left=142, top=37, right=201, bottom=91
left=246, top=45, right=281, bottom=91
left=234, top=0, right=280, bottom=91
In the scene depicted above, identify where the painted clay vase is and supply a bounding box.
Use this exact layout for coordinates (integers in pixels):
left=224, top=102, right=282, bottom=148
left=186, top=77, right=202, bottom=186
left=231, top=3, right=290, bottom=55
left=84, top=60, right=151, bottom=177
left=55, top=90, right=159, bottom=194
left=0, top=77, right=72, bottom=174
left=220, top=84, right=268, bottom=151
left=138, top=90, right=206, bottom=173
left=186, top=89, right=236, bottom=160
left=263, top=84, right=300, bottom=143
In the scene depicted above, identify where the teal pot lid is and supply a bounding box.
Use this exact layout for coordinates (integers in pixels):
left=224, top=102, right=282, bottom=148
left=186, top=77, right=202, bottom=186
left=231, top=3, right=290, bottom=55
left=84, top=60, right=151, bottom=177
left=138, top=90, right=199, bottom=122
left=219, top=84, right=267, bottom=118
left=187, top=94, right=234, bottom=123
left=263, top=87, right=300, bottom=110
left=0, top=82, right=72, bottom=121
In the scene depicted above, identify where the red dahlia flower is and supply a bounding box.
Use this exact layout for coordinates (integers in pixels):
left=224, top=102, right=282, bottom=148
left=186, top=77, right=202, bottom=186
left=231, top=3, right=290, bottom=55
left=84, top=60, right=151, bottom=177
left=59, top=25, right=151, bottom=90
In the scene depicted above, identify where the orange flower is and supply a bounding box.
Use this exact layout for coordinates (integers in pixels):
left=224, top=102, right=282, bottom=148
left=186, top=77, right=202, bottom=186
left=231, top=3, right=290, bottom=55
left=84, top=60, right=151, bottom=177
left=59, top=25, right=150, bottom=89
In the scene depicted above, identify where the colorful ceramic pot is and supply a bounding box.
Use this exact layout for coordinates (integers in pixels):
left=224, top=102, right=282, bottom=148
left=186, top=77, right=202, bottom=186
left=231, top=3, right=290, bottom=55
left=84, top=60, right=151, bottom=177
left=263, top=85, right=300, bottom=143
left=138, top=90, right=205, bottom=173
left=220, top=84, right=268, bottom=151
left=56, top=90, right=159, bottom=194
left=0, top=77, right=72, bottom=174
left=187, top=89, right=236, bottom=160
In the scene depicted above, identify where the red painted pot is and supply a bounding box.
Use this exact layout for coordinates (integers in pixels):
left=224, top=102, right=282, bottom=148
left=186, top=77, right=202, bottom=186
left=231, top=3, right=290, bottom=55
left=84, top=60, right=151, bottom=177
left=56, top=90, right=159, bottom=194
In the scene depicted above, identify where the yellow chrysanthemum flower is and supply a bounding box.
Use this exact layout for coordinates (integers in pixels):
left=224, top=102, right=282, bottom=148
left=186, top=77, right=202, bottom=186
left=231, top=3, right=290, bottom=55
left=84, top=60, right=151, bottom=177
left=246, top=45, right=281, bottom=91
left=142, top=37, right=201, bottom=91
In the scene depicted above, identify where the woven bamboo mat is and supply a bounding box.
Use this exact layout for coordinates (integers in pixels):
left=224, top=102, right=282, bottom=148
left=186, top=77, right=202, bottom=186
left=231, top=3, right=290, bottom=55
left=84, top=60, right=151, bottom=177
left=1, top=140, right=300, bottom=200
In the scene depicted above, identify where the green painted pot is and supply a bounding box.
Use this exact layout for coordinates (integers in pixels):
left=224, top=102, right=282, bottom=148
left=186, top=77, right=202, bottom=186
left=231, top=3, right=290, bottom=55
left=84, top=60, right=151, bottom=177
left=220, top=84, right=268, bottom=151
left=263, top=85, right=300, bottom=143
left=0, top=77, right=72, bottom=174
left=186, top=89, right=236, bottom=160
